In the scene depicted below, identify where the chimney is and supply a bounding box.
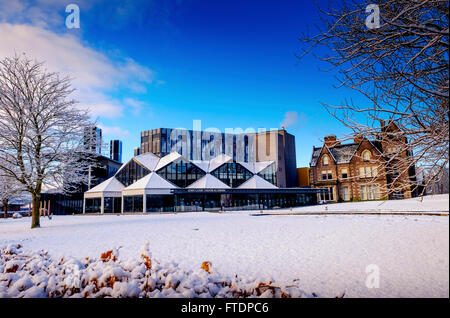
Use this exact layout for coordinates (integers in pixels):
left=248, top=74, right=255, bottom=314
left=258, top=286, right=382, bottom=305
left=354, top=134, right=364, bottom=143
left=324, top=135, right=340, bottom=147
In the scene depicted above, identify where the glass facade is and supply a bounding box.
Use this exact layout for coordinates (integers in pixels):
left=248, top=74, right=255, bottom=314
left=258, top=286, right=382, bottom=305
left=146, top=195, right=174, bottom=212
left=156, top=158, right=205, bottom=188
left=140, top=128, right=255, bottom=162
left=123, top=195, right=143, bottom=212
left=104, top=197, right=122, bottom=213
left=211, top=162, right=253, bottom=188
left=85, top=198, right=101, bottom=213
left=173, top=192, right=316, bottom=212
left=116, top=160, right=150, bottom=187
left=257, top=162, right=277, bottom=185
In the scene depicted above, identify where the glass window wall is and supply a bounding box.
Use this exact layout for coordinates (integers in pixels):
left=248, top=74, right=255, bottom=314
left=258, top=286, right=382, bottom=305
left=123, top=195, right=143, bottom=212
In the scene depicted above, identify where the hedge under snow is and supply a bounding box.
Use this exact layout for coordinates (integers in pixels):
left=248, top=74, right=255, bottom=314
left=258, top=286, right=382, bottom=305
left=0, top=243, right=308, bottom=298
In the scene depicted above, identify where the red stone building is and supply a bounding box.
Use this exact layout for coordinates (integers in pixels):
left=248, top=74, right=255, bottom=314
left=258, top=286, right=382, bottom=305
left=309, top=124, right=416, bottom=202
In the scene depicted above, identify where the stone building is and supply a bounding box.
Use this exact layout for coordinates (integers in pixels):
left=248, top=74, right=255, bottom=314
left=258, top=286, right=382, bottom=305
left=309, top=123, right=416, bottom=202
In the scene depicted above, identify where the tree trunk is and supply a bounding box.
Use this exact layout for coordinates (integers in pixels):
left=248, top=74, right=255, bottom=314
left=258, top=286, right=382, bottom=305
left=2, top=199, right=7, bottom=219
left=31, top=194, right=40, bottom=228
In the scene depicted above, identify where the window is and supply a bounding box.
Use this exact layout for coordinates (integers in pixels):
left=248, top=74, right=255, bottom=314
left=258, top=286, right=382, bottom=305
left=362, top=150, right=371, bottom=161
left=321, top=170, right=333, bottom=180
left=211, top=162, right=253, bottom=188
left=116, top=160, right=150, bottom=187
left=342, top=186, right=350, bottom=201
left=123, top=195, right=143, bottom=212
left=257, top=162, right=277, bottom=185
left=156, top=158, right=205, bottom=188
left=322, top=155, right=329, bottom=165
left=319, top=187, right=334, bottom=201
left=103, top=197, right=121, bottom=213
left=341, top=168, right=348, bottom=179
left=85, top=198, right=101, bottom=213
left=146, top=195, right=174, bottom=212
left=359, top=166, right=378, bottom=178
left=360, top=185, right=380, bottom=200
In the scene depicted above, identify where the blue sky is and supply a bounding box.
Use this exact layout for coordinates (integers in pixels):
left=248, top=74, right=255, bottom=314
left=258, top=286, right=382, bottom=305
left=0, top=0, right=370, bottom=167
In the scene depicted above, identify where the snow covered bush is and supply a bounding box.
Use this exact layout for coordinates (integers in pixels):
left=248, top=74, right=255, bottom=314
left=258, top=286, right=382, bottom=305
left=0, top=243, right=306, bottom=298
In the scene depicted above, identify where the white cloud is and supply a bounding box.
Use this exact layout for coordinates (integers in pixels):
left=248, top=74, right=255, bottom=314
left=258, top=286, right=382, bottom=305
left=0, top=22, right=156, bottom=119
left=280, top=111, right=299, bottom=129
left=98, top=124, right=130, bottom=139
left=123, top=97, right=149, bottom=115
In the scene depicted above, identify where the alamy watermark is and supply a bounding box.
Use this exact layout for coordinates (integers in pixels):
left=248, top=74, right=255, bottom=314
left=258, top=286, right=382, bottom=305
left=365, top=264, right=380, bottom=289
left=65, top=4, right=80, bottom=29
left=365, top=4, right=380, bottom=29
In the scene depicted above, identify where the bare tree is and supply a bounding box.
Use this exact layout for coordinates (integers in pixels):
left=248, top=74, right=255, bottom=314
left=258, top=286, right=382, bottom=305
left=0, top=54, right=97, bottom=228
left=299, top=0, right=449, bottom=197
left=0, top=172, right=22, bottom=218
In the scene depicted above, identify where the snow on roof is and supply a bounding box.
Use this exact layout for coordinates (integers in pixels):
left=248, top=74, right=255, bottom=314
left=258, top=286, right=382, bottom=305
left=208, top=154, right=232, bottom=172
left=134, top=152, right=160, bottom=171
left=154, top=152, right=182, bottom=171
left=254, top=161, right=274, bottom=174
left=187, top=174, right=231, bottom=189
left=237, top=161, right=255, bottom=174
left=328, top=143, right=359, bottom=164
left=238, top=175, right=278, bottom=189
left=191, top=160, right=210, bottom=173
left=86, top=177, right=125, bottom=193
left=310, top=146, right=323, bottom=167
left=236, top=161, right=274, bottom=174
left=123, top=172, right=178, bottom=191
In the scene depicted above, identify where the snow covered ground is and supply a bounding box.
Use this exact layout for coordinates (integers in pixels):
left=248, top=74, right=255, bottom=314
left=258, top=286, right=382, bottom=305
left=0, top=195, right=448, bottom=297
left=265, top=194, right=449, bottom=214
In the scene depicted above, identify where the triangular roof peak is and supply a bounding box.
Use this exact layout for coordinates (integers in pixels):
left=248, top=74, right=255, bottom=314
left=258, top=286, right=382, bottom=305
left=209, top=154, right=233, bottom=172
left=86, top=177, right=124, bottom=194
left=123, top=172, right=178, bottom=191
left=187, top=174, right=231, bottom=189
left=154, top=152, right=182, bottom=171
left=134, top=152, right=160, bottom=171
left=238, top=175, right=278, bottom=189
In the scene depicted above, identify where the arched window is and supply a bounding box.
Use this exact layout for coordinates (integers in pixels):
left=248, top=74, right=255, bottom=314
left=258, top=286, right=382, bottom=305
left=322, top=155, right=329, bottom=165
left=362, top=150, right=371, bottom=161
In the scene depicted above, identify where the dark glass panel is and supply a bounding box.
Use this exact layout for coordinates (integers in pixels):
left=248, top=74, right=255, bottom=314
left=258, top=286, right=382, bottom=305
left=115, top=160, right=150, bottom=187
left=257, top=162, right=277, bottom=185
left=103, top=197, right=121, bottom=213
left=85, top=198, right=101, bottom=213
left=123, top=195, right=143, bottom=212
left=211, top=162, right=253, bottom=188
left=156, top=159, right=205, bottom=188
left=146, top=195, right=174, bottom=212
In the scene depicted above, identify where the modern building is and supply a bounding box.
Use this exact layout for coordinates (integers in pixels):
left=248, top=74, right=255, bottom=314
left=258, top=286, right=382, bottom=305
left=41, top=154, right=122, bottom=215
left=41, top=127, right=122, bottom=215
left=84, top=126, right=102, bottom=155
left=84, top=151, right=321, bottom=213
left=309, top=123, right=417, bottom=202
left=110, top=140, right=123, bottom=163
left=138, top=128, right=297, bottom=188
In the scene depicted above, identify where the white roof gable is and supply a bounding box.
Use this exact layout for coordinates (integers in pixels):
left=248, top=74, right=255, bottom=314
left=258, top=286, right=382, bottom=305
left=134, top=152, right=160, bottom=171
left=154, top=152, right=182, bottom=171
left=254, top=161, right=274, bottom=174
left=208, top=154, right=232, bottom=172
left=237, top=162, right=255, bottom=174
left=238, top=175, right=278, bottom=189
left=123, top=172, right=178, bottom=191
left=187, top=174, right=231, bottom=189
left=86, top=177, right=124, bottom=193
left=191, top=160, right=210, bottom=173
